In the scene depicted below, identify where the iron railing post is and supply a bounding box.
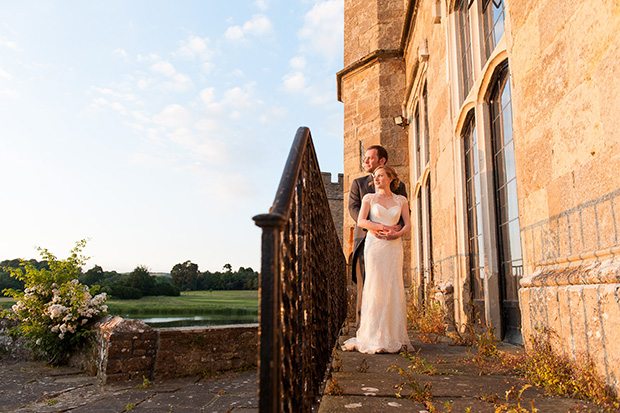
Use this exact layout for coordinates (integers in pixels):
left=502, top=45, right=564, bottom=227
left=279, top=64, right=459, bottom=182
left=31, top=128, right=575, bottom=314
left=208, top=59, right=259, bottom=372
left=253, top=213, right=286, bottom=412
left=253, top=127, right=347, bottom=413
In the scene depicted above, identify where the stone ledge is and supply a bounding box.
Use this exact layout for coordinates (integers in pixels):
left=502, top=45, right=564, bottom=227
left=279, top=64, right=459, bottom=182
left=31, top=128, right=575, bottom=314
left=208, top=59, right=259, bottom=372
left=521, top=256, right=620, bottom=287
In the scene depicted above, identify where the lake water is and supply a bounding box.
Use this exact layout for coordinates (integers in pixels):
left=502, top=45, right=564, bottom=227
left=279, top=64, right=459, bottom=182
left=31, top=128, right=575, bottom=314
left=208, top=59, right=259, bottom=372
left=130, top=314, right=259, bottom=328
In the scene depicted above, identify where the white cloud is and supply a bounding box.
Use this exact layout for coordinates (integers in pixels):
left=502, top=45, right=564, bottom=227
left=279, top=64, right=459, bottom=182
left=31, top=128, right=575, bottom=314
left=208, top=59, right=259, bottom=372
left=151, top=61, right=176, bottom=77
left=259, top=105, right=287, bottom=124
left=298, top=0, right=343, bottom=62
left=150, top=61, right=193, bottom=92
left=153, top=104, right=193, bottom=129
left=0, top=37, right=22, bottom=51
left=201, top=62, right=214, bottom=74
left=225, top=14, right=273, bottom=41
left=254, top=0, right=269, bottom=11
left=289, top=56, right=306, bottom=70
left=137, top=53, right=161, bottom=63
left=91, top=86, right=137, bottom=102
left=225, top=26, right=244, bottom=41
left=89, top=97, right=128, bottom=115
left=113, top=48, right=127, bottom=58
left=176, top=35, right=213, bottom=60
left=1, top=88, right=19, bottom=99
left=282, top=71, right=307, bottom=93
left=0, top=67, right=12, bottom=80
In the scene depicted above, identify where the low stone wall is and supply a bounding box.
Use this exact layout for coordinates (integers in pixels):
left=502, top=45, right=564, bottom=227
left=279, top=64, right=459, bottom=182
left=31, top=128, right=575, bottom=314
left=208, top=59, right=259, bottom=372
left=0, top=317, right=31, bottom=361
left=520, top=256, right=620, bottom=393
left=93, top=315, right=258, bottom=383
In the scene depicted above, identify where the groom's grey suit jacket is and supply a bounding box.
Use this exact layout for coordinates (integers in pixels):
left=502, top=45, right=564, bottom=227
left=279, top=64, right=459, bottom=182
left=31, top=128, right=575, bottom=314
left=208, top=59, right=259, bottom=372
left=348, top=174, right=408, bottom=284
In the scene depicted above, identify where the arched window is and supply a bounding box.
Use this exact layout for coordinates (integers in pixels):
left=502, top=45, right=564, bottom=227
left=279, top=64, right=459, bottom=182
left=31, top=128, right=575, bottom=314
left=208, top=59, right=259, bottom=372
left=455, top=0, right=474, bottom=103
left=462, top=112, right=485, bottom=321
left=482, top=0, right=505, bottom=60
left=488, top=62, right=522, bottom=342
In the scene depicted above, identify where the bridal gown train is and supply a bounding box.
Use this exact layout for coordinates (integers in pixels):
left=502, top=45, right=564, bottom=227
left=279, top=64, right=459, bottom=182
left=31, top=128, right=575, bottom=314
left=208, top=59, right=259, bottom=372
left=343, top=193, right=412, bottom=354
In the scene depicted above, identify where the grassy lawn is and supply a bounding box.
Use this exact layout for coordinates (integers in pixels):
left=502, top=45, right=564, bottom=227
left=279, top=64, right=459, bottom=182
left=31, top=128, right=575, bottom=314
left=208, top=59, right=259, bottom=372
left=1, top=290, right=259, bottom=316
left=0, top=296, right=15, bottom=310
left=107, top=290, right=259, bottom=316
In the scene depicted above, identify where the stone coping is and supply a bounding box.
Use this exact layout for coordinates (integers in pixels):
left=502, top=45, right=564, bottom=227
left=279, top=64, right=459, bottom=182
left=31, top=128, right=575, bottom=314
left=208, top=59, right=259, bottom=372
left=521, top=256, right=620, bottom=287
left=155, top=323, right=259, bottom=332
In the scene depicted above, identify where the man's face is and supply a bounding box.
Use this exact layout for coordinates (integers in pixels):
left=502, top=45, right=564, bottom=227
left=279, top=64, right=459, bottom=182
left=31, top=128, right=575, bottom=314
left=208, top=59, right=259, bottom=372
left=363, top=149, right=385, bottom=173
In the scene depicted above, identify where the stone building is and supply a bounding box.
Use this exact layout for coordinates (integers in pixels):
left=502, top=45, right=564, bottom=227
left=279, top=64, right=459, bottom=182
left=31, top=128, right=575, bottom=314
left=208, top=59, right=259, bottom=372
left=338, top=0, right=620, bottom=391
left=322, top=172, right=344, bottom=246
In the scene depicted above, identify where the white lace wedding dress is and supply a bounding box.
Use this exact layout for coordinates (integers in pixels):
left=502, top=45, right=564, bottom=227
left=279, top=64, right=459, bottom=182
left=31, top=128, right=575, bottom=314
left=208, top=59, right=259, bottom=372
left=343, top=193, right=412, bottom=354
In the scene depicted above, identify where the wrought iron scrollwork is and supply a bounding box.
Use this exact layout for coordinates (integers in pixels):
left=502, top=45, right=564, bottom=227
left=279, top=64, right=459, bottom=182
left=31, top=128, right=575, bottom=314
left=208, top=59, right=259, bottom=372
left=253, top=127, right=347, bottom=412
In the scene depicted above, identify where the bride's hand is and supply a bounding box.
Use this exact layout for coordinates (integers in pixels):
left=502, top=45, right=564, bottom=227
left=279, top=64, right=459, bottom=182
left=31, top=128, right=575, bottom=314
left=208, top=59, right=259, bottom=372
left=382, top=228, right=401, bottom=240
left=370, top=229, right=386, bottom=239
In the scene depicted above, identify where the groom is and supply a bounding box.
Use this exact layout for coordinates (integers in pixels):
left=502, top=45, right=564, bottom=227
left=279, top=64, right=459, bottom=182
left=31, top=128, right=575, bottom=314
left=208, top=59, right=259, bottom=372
left=348, top=145, right=408, bottom=326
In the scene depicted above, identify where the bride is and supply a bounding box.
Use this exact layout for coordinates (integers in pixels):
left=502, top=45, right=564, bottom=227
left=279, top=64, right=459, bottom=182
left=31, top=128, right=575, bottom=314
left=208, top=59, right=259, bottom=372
left=343, top=165, right=413, bottom=354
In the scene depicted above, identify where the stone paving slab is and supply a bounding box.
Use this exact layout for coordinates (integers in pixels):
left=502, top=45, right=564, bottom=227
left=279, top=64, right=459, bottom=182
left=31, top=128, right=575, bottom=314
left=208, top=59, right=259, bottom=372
left=0, top=360, right=257, bottom=412
left=319, top=330, right=598, bottom=413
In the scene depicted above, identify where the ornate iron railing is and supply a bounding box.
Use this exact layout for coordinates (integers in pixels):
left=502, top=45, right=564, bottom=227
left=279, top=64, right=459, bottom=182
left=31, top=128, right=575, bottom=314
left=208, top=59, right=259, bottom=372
left=253, top=127, right=347, bottom=412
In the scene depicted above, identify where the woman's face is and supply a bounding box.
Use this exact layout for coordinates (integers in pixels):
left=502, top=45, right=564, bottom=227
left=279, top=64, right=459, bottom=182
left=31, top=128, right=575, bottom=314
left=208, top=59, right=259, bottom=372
left=373, top=168, right=392, bottom=190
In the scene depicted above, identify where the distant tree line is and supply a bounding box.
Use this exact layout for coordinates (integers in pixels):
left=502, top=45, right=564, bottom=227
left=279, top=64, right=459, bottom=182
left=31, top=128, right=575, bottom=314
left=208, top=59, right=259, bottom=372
left=1, top=259, right=258, bottom=300
left=80, top=265, right=180, bottom=299
left=170, top=261, right=259, bottom=291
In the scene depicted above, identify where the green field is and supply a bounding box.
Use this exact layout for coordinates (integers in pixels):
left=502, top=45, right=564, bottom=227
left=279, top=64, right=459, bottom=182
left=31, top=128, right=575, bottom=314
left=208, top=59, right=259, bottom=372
left=1, top=290, right=259, bottom=317
left=0, top=296, right=15, bottom=310
left=108, top=290, right=259, bottom=316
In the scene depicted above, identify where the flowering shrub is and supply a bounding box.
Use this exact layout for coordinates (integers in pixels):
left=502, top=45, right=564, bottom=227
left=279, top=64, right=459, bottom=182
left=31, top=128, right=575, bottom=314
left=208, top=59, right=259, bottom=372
left=1, top=240, right=107, bottom=364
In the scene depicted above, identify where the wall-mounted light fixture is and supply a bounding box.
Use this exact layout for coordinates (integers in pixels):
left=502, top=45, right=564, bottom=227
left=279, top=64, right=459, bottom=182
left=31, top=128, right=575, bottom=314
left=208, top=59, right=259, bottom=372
left=432, top=0, right=442, bottom=24
left=418, top=39, right=429, bottom=62
left=394, top=115, right=408, bottom=127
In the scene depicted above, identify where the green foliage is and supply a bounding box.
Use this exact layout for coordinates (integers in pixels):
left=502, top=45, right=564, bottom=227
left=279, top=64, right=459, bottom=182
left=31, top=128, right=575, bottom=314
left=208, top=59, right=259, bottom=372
left=134, top=376, right=152, bottom=390
left=399, top=350, right=458, bottom=376
left=493, top=384, right=538, bottom=413
left=406, top=286, right=446, bottom=343
left=0, top=259, right=49, bottom=292
left=388, top=363, right=433, bottom=402
left=513, top=329, right=619, bottom=410
left=1, top=240, right=108, bottom=365
left=170, top=261, right=259, bottom=292
left=79, top=264, right=179, bottom=300
left=171, top=260, right=199, bottom=291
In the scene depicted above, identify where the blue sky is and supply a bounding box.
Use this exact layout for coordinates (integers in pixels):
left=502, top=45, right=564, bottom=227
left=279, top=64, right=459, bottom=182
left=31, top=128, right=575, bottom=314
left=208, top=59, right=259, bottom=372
left=0, top=0, right=344, bottom=273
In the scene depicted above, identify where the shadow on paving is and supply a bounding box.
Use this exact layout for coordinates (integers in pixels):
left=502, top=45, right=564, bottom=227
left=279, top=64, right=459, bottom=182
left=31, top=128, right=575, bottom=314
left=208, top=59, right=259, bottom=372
left=0, top=360, right=257, bottom=413
left=318, top=325, right=598, bottom=413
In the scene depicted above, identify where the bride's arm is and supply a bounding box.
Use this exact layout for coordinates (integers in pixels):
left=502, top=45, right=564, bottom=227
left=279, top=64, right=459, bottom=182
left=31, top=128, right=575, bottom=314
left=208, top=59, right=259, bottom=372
left=357, top=199, right=389, bottom=232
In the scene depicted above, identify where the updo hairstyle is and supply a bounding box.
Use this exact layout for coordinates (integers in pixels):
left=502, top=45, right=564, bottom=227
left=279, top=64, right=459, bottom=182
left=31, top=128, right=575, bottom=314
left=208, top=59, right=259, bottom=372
left=373, top=165, right=400, bottom=192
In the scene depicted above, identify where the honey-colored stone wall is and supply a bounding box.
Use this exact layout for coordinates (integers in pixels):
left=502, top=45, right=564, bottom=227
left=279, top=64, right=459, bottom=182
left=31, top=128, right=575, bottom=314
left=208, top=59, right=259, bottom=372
left=344, top=0, right=405, bottom=66
left=508, top=1, right=620, bottom=250
left=341, top=0, right=620, bottom=391
left=401, top=0, right=460, bottom=293
left=507, top=0, right=620, bottom=391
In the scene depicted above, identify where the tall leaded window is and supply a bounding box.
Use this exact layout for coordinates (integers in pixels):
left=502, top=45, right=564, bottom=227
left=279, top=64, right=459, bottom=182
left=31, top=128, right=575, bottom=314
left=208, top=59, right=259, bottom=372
left=456, top=0, right=474, bottom=102
left=482, top=0, right=505, bottom=60
left=423, top=177, right=433, bottom=291
left=416, top=189, right=425, bottom=299
left=423, top=83, right=430, bottom=165
left=463, top=114, right=485, bottom=320
left=414, top=105, right=421, bottom=179
left=489, top=62, right=522, bottom=342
